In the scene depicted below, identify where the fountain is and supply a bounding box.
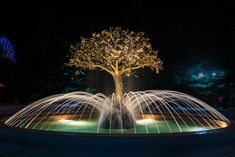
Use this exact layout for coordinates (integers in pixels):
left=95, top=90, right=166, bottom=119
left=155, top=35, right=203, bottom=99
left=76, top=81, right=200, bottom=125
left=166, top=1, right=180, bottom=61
left=3, top=27, right=230, bottom=134
left=0, top=27, right=232, bottom=157
left=4, top=90, right=229, bottom=134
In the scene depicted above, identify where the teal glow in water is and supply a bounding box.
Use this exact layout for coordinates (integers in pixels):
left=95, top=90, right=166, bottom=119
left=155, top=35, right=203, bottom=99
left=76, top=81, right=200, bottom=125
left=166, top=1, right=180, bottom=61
left=27, top=118, right=211, bottom=134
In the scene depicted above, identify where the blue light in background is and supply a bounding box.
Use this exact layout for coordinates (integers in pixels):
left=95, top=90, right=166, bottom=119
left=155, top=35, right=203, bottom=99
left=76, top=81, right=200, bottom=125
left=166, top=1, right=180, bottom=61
left=0, top=36, right=16, bottom=62
left=212, top=72, right=217, bottom=76
left=198, top=72, right=205, bottom=79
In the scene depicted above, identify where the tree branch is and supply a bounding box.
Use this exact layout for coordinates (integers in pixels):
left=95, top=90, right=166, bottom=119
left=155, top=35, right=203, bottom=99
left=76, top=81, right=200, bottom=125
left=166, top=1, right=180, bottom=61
left=84, top=61, right=114, bottom=75
left=121, top=64, right=149, bottom=73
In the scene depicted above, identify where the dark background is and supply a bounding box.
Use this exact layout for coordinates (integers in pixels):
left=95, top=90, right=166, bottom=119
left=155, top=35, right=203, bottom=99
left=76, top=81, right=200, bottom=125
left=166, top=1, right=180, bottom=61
left=0, top=1, right=234, bottom=107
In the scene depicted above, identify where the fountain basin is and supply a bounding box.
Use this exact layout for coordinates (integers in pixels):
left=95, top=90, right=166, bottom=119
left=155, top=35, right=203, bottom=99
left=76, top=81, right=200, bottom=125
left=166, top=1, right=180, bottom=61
left=0, top=120, right=234, bottom=157
left=8, top=114, right=228, bottom=134
left=4, top=90, right=230, bottom=134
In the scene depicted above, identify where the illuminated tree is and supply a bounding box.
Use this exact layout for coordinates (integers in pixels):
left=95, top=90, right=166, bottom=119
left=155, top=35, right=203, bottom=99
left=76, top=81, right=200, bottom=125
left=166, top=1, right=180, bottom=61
left=67, top=27, right=163, bottom=105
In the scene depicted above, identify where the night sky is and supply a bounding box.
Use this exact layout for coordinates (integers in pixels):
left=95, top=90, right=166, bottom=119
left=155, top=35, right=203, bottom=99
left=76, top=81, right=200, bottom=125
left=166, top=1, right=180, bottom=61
left=1, top=2, right=233, bottom=59
left=0, top=1, right=234, bottom=102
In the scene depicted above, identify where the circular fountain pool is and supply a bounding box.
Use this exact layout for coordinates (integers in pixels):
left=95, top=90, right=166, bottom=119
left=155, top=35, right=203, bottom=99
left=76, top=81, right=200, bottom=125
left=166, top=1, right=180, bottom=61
left=0, top=90, right=233, bottom=157
left=19, top=115, right=227, bottom=134
left=4, top=90, right=229, bottom=134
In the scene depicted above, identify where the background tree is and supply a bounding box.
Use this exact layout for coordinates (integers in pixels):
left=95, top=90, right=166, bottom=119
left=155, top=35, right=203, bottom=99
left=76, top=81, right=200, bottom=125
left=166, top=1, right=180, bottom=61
left=67, top=27, right=163, bottom=105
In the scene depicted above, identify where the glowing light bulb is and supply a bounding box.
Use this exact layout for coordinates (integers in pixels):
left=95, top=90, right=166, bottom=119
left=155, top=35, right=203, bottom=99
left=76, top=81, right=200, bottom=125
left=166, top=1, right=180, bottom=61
left=136, top=118, right=156, bottom=125
left=58, top=119, right=88, bottom=126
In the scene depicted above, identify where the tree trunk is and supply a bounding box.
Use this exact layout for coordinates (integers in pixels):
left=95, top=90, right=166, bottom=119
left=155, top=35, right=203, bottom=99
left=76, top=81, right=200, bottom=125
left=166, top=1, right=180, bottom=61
left=113, top=70, right=123, bottom=105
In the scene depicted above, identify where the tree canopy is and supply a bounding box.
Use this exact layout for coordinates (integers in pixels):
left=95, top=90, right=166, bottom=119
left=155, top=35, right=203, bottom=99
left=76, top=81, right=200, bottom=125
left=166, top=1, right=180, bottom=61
left=67, top=27, right=163, bottom=77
